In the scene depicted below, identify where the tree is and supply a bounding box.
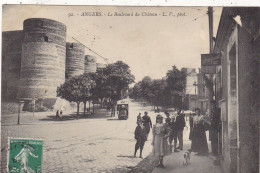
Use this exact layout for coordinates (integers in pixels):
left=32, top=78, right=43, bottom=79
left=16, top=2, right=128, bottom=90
left=90, top=68, right=110, bottom=108
left=165, top=66, right=187, bottom=109
left=80, top=74, right=96, bottom=116
left=140, top=76, right=153, bottom=102
left=130, top=81, right=142, bottom=100
left=57, top=74, right=95, bottom=119
left=150, top=79, right=167, bottom=109
left=103, top=61, right=135, bottom=116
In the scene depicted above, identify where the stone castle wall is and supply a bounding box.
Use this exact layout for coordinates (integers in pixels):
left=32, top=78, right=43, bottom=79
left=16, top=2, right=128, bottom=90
left=17, top=18, right=67, bottom=99
left=2, top=30, right=24, bottom=100
left=2, top=18, right=101, bottom=101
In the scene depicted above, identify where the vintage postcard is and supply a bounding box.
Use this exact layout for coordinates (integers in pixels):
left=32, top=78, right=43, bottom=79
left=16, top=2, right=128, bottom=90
left=1, top=4, right=259, bottom=173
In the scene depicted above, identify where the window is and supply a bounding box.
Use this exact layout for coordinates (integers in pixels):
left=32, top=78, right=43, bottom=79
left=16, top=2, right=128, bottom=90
left=69, top=44, right=73, bottom=49
left=43, top=36, right=48, bottom=42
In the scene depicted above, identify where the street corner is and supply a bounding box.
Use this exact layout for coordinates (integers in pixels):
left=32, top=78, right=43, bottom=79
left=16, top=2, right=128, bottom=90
left=7, top=138, right=44, bottom=173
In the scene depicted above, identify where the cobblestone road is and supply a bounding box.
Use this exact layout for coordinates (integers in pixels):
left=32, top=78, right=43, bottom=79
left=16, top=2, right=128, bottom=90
left=1, top=101, right=159, bottom=173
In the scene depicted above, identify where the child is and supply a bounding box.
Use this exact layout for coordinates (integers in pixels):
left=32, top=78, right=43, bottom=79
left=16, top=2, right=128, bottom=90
left=152, top=115, right=171, bottom=168
left=134, top=120, right=146, bottom=158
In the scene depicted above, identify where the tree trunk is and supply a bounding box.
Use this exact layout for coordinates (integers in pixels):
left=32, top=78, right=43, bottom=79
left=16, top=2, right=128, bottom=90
left=77, top=102, right=80, bottom=119
left=100, top=99, right=103, bottom=108
left=93, top=102, right=95, bottom=113
left=83, top=101, right=86, bottom=117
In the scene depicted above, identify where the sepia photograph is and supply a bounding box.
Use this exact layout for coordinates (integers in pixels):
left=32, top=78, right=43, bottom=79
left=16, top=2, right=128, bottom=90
left=1, top=4, right=259, bottom=173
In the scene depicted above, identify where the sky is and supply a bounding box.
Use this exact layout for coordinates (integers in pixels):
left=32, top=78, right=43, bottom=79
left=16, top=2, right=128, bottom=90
left=2, top=5, right=222, bottom=82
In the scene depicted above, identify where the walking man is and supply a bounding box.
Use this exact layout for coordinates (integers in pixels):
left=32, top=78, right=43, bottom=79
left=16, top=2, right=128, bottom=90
left=137, top=113, right=142, bottom=123
left=176, top=109, right=186, bottom=150
left=142, top=112, right=152, bottom=140
left=169, top=115, right=179, bottom=152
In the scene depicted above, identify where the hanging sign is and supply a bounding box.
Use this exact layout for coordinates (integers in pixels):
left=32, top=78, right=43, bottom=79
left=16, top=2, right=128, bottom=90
left=201, top=54, right=221, bottom=66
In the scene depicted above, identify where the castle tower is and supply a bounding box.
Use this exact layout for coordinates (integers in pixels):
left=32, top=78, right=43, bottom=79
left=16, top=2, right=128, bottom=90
left=17, top=18, right=66, bottom=99
left=84, top=55, right=97, bottom=73
left=66, top=42, right=85, bottom=79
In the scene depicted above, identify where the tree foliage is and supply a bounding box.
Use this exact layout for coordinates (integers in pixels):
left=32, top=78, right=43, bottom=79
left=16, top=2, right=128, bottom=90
left=57, top=61, right=135, bottom=117
left=57, top=74, right=96, bottom=119
left=102, top=61, right=135, bottom=115
left=129, top=65, right=187, bottom=109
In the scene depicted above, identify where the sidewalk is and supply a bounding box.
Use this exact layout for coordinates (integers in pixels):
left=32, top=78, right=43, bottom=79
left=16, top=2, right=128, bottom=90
left=152, top=142, right=223, bottom=173
left=151, top=120, right=223, bottom=173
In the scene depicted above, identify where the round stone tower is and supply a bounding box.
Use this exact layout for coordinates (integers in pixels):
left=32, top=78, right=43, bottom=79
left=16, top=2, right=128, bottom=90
left=66, top=42, right=85, bottom=79
left=84, top=55, right=97, bottom=73
left=17, top=18, right=66, bottom=99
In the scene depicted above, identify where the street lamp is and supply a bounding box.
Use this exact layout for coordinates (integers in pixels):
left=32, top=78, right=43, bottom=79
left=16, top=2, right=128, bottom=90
left=17, top=100, right=24, bottom=125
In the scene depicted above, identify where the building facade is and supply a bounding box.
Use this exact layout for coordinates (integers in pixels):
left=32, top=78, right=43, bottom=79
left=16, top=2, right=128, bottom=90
left=183, top=68, right=198, bottom=111
left=213, top=7, right=259, bottom=173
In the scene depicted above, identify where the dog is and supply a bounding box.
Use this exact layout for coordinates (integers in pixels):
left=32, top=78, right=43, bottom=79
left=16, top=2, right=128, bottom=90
left=183, top=150, right=191, bottom=166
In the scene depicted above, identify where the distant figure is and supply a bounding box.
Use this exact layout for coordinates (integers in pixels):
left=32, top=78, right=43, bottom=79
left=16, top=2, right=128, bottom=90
left=165, top=112, right=171, bottom=124
left=134, top=121, right=146, bottom=158
left=176, top=109, right=186, bottom=150
left=152, top=115, right=171, bottom=168
left=189, top=113, right=194, bottom=140
left=142, top=112, right=152, bottom=140
left=189, top=112, right=195, bottom=151
left=56, top=110, right=60, bottom=118
left=137, top=113, right=142, bottom=123
left=59, top=110, right=63, bottom=120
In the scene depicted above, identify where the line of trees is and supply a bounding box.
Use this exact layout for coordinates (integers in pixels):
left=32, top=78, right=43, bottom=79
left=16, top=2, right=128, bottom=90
left=129, top=65, right=187, bottom=110
left=57, top=61, right=135, bottom=119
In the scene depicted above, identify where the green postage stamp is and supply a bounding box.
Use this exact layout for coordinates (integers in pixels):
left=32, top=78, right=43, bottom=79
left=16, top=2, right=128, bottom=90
left=8, top=138, right=44, bottom=173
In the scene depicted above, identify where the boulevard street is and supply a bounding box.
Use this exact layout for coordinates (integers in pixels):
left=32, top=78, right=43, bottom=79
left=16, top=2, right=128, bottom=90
left=1, top=100, right=161, bottom=172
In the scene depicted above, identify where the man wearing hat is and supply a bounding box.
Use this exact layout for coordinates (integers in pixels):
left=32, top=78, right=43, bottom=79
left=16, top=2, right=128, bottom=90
left=168, top=115, right=179, bottom=152
left=142, top=111, right=152, bottom=140
left=176, top=109, right=186, bottom=150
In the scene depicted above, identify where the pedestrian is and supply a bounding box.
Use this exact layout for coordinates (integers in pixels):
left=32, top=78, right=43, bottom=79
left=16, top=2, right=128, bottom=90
left=191, top=108, right=209, bottom=155
left=137, top=113, right=142, bottom=123
left=175, top=109, right=186, bottom=150
left=152, top=115, right=171, bottom=168
left=134, top=121, right=146, bottom=158
left=60, top=110, right=63, bottom=120
left=168, top=115, right=179, bottom=152
left=189, top=112, right=194, bottom=140
left=165, top=112, right=171, bottom=124
left=210, top=101, right=221, bottom=156
left=142, top=112, right=152, bottom=140
left=56, top=110, right=60, bottom=118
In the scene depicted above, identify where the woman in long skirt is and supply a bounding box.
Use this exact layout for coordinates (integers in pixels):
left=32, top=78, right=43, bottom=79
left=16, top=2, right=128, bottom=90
left=152, top=115, right=171, bottom=168
left=191, top=108, right=208, bottom=155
